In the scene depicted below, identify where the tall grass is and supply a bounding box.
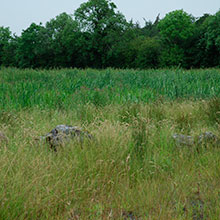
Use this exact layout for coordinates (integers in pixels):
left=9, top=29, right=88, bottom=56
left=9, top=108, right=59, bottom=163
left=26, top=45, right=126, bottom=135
left=0, top=100, right=220, bottom=219
left=1, top=68, right=220, bottom=110
left=1, top=68, right=220, bottom=219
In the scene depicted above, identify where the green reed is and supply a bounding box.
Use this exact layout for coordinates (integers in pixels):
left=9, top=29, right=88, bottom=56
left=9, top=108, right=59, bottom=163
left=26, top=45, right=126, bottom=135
left=1, top=68, right=220, bottom=110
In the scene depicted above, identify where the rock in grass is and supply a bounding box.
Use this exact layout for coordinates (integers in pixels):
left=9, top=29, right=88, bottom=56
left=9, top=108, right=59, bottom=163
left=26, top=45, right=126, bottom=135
left=172, top=133, right=194, bottom=146
left=122, top=211, right=140, bottom=220
left=183, top=197, right=204, bottom=220
left=190, top=199, right=204, bottom=220
left=39, top=125, right=93, bottom=151
left=198, top=132, right=220, bottom=145
left=172, top=131, right=220, bottom=147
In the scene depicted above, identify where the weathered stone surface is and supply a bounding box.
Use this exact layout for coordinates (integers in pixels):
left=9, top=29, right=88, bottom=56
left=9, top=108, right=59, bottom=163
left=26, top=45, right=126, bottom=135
left=172, top=133, right=194, bottom=146
left=198, top=132, right=220, bottom=145
left=183, top=197, right=204, bottom=220
left=190, top=198, right=204, bottom=220
left=172, top=131, right=220, bottom=147
left=39, top=125, right=93, bottom=151
left=122, top=211, right=140, bottom=220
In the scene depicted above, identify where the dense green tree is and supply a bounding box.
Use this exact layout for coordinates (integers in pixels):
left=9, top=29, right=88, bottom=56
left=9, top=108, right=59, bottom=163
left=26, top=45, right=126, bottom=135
left=139, top=15, right=160, bottom=38
left=187, top=12, right=220, bottom=68
left=158, top=10, right=194, bottom=46
left=74, top=0, right=129, bottom=68
left=100, top=24, right=135, bottom=68
left=45, top=12, right=82, bottom=67
left=159, top=45, right=185, bottom=67
left=135, top=37, right=161, bottom=69
left=0, top=26, right=12, bottom=65
left=204, top=10, right=220, bottom=66
left=186, top=13, right=212, bottom=67
left=1, top=35, right=18, bottom=67
left=158, top=10, right=195, bottom=67
left=141, top=21, right=158, bottom=37
left=114, top=34, right=160, bottom=69
left=16, top=23, right=50, bottom=68
left=74, top=0, right=127, bottom=33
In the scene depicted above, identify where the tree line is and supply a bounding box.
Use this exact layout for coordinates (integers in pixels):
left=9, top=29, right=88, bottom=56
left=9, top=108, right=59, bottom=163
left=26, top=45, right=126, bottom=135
left=0, top=0, right=220, bottom=69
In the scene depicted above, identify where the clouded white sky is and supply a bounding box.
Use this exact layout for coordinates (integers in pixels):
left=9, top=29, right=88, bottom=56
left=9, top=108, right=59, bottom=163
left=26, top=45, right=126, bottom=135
left=1, top=0, right=219, bottom=36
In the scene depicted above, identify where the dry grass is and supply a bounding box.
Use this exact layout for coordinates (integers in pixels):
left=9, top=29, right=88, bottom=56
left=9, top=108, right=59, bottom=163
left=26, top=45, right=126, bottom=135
left=0, top=100, right=220, bottom=219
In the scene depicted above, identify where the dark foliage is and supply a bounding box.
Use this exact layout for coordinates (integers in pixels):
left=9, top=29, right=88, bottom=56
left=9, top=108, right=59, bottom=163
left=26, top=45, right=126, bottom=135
left=0, top=0, right=219, bottom=69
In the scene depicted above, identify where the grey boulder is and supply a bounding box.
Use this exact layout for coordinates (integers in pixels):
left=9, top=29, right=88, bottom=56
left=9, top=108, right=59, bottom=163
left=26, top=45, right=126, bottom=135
left=198, top=132, right=220, bottom=144
left=39, top=125, right=93, bottom=151
left=172, top=133, right=194, bottom=146
left=172, top=131, right=220, bottom=147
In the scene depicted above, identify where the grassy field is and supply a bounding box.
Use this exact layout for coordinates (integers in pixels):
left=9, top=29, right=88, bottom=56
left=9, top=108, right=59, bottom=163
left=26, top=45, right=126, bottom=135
left=1, top=68, right=220, bottom=219
left=1, top=68, right=220, bottom=110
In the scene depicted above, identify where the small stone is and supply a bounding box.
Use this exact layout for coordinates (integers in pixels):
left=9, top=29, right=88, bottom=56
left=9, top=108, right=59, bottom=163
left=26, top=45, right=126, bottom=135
left=122, top=211, right=139, bottom=220
left=184, top=198, right=204, bottom=220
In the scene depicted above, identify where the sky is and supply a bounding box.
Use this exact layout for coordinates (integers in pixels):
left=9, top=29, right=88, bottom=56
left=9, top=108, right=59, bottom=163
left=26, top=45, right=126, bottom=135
left=1, top=0, right=219, bottom=36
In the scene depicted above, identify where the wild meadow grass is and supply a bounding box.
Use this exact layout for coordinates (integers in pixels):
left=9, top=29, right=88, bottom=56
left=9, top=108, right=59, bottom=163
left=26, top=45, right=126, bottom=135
left=1, top=68, right=220, bottom=219
left=1, top=68, right=220, bottom=110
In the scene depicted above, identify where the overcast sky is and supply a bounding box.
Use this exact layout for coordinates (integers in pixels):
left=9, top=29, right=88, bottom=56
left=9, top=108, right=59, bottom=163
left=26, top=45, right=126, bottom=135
left=1, top=0, right=219, bottom=36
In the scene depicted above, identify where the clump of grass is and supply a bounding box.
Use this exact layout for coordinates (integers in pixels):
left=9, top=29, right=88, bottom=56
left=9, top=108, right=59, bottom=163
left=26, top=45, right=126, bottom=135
left=172, top=104, right=196, bottom=133
left=206, top=97, right=220, bottom=125
left=0, top=111, right=19, bottom=127
left=118, top=103, right=141, bottom=124
left=147, top=101, right=166, bottom=122
left=76, top=104, right=98, bottom=124
left=130, top=116, right=148, bottom=160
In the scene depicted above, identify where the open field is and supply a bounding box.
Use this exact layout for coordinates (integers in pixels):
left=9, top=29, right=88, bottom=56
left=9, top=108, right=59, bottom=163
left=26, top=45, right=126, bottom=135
left=1, top=68, right=220, bottom=219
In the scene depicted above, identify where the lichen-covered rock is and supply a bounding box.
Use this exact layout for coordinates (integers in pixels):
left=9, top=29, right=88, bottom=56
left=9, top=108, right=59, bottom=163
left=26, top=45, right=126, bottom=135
left=172, top=131, right=220, bottom=147
left=40, top=125, right=93, bottom=151
left=172, top=133, right=194, bottom=146
left=198, top=132, right=220, bottom=145
left=183, top=197, right=204, bottom=220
